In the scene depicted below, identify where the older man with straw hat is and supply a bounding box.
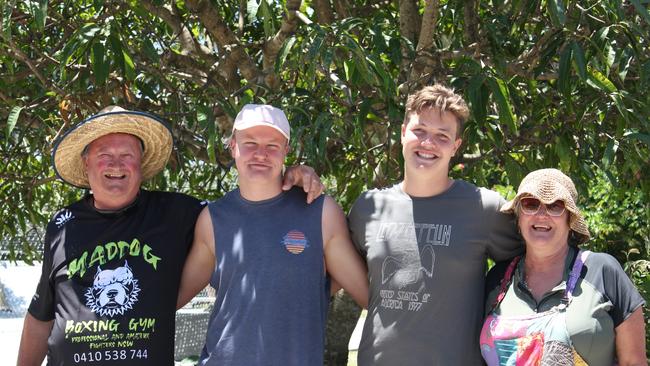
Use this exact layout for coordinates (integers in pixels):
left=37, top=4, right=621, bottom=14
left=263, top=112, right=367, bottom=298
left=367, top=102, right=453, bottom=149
left=17, top=106, right=324, bottom=366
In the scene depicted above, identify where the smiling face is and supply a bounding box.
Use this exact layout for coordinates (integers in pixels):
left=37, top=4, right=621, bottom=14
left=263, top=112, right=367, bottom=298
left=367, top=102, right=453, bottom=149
left=230, top=126, right=289, bottom=186
left=517, top=199, right=571, bottom=254
left=401, top=107, right=462, bottom=179
left=83, top=133, right=143, bottom=210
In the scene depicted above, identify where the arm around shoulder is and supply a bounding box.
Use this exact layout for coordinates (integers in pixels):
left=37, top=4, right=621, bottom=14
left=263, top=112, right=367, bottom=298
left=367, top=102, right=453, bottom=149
left=17, top=312, right=53, bottom=366
left=487, top=194, right=523, bottom=261
left=177, top=206, right=217, bottom=309
left=322, top=196, right=369, bottom=308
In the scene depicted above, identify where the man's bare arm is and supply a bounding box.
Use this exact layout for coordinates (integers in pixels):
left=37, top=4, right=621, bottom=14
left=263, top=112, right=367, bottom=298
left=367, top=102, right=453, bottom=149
left=17, top=313, right=53, bottom=366
left=322, top=196, right=369, bottom=308
left=177, top=207, right=217, bottom=309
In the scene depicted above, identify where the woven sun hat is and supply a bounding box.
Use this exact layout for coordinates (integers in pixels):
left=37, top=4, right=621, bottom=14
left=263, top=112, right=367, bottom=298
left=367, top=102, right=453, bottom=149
left=501, top=168, right=591, bottom=243
left=232, top=104, right=290, bottom=140
left=52, top=106, right=173, bottom=188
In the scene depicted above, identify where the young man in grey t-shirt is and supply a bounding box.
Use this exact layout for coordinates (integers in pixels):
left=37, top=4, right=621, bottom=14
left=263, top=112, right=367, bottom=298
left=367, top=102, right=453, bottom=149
left=348, top=85, right=522, bottom=365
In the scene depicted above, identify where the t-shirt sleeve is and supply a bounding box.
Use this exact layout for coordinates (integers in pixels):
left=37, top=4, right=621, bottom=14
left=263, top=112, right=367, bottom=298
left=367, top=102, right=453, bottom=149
left=27, top=225, right=56, bottom=321
left=586, top=253, right=645, bottom=327
left=486, top=194, right=524, bottom=261
left=347, top=196, right=368, bottom=259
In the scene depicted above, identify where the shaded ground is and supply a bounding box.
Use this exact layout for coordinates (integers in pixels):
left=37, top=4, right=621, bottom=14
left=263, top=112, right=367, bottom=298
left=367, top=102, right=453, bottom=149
left=325, top=290, right=363, bottom=366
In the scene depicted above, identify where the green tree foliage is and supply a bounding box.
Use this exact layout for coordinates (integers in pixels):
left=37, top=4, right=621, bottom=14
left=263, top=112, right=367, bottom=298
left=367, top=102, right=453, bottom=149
left=1, top=0, right=649, bottom=361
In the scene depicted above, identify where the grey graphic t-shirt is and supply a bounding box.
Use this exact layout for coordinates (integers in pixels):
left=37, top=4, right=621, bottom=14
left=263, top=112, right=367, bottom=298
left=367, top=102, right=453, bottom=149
left=348, top=181, right=522, bottom=365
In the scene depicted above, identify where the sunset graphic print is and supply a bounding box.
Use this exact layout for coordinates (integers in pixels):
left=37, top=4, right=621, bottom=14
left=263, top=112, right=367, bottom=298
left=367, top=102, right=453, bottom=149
left=282, top=230, right=308, bottom=254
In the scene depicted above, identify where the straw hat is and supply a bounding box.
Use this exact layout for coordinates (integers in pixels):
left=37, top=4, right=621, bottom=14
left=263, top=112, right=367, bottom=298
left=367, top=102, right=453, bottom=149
left=52, top=106, right=173, bottom=188
left=501, top=168, right=590, bottom=243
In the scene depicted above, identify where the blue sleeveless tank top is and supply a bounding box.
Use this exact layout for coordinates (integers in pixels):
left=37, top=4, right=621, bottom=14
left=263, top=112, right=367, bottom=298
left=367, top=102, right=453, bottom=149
left=199, top=187, right=329, bottom=366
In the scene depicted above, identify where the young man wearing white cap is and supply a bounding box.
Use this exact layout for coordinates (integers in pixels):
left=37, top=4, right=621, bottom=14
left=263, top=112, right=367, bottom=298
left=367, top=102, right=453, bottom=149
left=17, top=106, right=324, bottom=366
left=348, top=85, right=522, bottom=365
left=177, top=104, right=369, bottom=365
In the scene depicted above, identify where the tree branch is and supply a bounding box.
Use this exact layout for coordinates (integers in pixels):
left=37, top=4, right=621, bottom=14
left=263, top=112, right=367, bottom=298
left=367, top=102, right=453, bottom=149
left=399, top=0, right=420, bottom=44
left=263, top=0, right=303, bottom=89
left=463, top=0, right=479, bottom=47
left=2, top=37, right=64, bottom=95
left=332, top=0, right=351, bottom=19
left=509, top=29, right=560, bottom=76
left=406, top=0, right=440, bottom=89
left=313, top=0, right=334, bottom=24
left=161, top=51, right=209, bottom=83
left=139, top=0, right=194, bottom=52
left=138, top=0, right=216, bottom=63
left=403, top=48, right=562, bottom=83
left=185, top=0, right=262, bottom=85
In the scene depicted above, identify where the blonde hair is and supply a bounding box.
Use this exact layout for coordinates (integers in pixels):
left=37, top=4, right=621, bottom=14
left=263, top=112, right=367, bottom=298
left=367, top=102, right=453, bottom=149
left=403, top=85, right=470, bottom=137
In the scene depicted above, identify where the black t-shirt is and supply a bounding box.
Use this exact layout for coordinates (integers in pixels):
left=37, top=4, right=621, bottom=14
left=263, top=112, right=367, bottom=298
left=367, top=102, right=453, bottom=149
left=29, top=190, right=204, bottom=366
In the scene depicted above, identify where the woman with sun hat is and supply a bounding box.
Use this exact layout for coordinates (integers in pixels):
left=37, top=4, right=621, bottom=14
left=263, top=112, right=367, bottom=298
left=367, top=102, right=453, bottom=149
left=480, top=168, right=646, bottom=366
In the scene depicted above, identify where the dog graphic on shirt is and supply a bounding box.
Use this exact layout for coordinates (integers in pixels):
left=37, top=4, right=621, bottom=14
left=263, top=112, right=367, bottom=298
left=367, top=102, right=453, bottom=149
left=85, top=261, right=141, bottom=317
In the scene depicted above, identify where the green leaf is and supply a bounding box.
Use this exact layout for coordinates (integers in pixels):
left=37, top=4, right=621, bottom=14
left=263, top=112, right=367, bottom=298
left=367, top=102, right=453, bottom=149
left=624, top=132, right=650, bottom=148
left=343, top=60, right=352, bottom=81
left=503, top=154, right=523, bottom=185
left=122, top=50, right=136, bottom=81
left=59, top=23, right=100, bottom=65
left=629, top=0, right=650, bottom=25
left=366, top=56, right=394, bottom=94
left=610, top=94, right=629, bottom=123
left=109, top=31, right=123, bottom=57
left=315, top=112, right=332, bottom=160
left=275, top=36, right=296, bottom=74
left=534, top=31, right=565, bottom=75
left=594, top=26, right=610, bottom=49
left=571, top=41, right=587, bottom=80
left=28, top=0, right=48, bottom=30
left=558, top=44, right=572, bottom=95
left=602, top=138, right=618, bottom=168
left=603, top=43, right=615, bottom=71
left=2, top=0, right=14, bottom=37
left=642, top=60, right=650, bottom=89
left=307, top=28, right=326, bottom=61
left=108, top=32, right=127, bottom=78
left=6, top=106, right=24, bottom=144
left=587, top=66, right=617, bottom=92
left=135, top=79, right=157, bottom=101
left=91, top=42, right=108, bottom=85
left=546, top=0, right=566, bottom=27
left=247, top=0, right=260, bottom=23
left=487, top=77, right=518, bottom=134
left=197, top=106, right=216, bottom=163
left=259, top=0, right=274, bottom=38
left=93, top=0, right=105, bottom=11
left=467, top=74, right=488, bottom=125
left=142, top=38, right=159, bottom=62
left=388, top=37, right=401, bottom=65
left=555, top=135, right=572, bottom=169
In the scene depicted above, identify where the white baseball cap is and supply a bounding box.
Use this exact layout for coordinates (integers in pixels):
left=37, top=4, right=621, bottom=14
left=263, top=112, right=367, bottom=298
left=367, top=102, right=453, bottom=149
left=232, top=104, right=290, bottom=140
